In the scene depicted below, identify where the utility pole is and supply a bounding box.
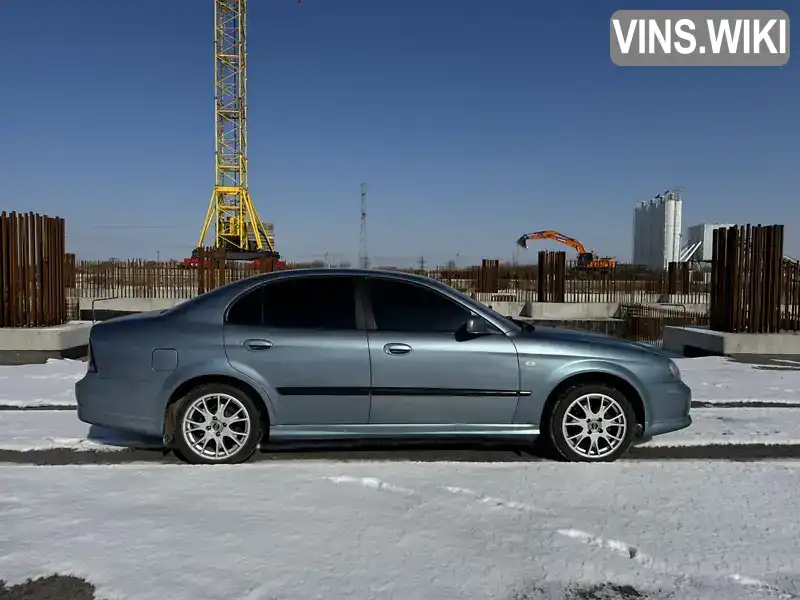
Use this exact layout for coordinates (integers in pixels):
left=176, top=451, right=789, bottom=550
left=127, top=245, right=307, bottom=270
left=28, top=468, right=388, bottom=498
left=359, top=182, right=369, bottom=269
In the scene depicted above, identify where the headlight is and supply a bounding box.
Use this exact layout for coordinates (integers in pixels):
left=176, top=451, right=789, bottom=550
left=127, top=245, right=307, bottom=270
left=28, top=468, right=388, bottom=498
left=668, top=360, right=681, bottom=381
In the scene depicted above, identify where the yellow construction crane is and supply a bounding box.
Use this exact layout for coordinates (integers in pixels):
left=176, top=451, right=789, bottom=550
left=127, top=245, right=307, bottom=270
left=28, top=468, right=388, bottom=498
left=197, top=0, right=299, bottom=261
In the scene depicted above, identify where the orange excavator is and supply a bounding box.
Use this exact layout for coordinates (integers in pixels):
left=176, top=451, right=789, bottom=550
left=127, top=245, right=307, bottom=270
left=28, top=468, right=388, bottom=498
left=516, top=230, right=617, bottom=269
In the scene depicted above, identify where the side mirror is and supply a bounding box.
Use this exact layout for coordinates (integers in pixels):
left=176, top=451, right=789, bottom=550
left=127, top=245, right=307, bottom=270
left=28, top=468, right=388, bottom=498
left=464, top=316, right=491, bottom=335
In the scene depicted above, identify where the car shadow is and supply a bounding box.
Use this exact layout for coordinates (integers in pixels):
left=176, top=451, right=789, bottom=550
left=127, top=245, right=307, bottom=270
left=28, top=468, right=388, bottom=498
left=85, top=425, right=163, bottom=450
left=76, top=429, right=707, bottom=462
left=259, top=438, right=553, bottom=462
left=81, top=428, right=686, bottom=463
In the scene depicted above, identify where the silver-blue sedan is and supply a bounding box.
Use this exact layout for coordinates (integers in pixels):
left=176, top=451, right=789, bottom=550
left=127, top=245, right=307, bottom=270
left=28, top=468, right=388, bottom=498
left=75, top=268, right=691, bottom=464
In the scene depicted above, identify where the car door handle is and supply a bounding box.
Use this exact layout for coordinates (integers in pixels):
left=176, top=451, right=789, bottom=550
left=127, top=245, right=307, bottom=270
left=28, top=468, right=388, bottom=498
left=383, top=343, right=412, bottom=355
left=244, top=339, right=273, bottom=351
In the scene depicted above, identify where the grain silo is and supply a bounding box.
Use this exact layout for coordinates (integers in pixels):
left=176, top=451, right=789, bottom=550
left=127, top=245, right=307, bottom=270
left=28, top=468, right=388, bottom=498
left=632, top=188, right=683, bottom=270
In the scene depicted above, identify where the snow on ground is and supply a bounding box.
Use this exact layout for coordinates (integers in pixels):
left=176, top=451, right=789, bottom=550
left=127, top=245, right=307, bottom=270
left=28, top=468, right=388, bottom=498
left=636, top=407, right=800, bottom=447
left=1, top=461, right=799, bottom=600
left=676, top=357, right=800, bottom=405
left=0, top=359, right=85, bottom=408
left=2, top=407, right=800, bottom=451
left=2, top=356, right=800, bottom=410
left=0, top=411, right=160, bottom=451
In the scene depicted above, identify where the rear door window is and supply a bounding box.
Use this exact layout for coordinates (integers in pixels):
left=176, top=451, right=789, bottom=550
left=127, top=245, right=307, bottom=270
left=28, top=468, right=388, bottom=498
left=227, top=276, right=357, bottom=330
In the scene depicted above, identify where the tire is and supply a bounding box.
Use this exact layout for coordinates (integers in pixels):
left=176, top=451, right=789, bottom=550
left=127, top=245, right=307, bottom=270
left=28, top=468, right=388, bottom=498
left=546, top=383, right=636, bottom=463
left=172, top=383, right=263, bottom=465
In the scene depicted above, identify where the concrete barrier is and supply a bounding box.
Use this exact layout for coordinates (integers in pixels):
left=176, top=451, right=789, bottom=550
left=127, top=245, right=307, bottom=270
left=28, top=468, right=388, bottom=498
left=483, top=301, right=526, bottom=317
left=528, top=318, right=626, bottom=337
left=0, top=321, right=93, bottom=364
left=79, top=297, right=189, bottom=315
left=522, top=302, right=620, bottom=319
left=664, top=325, right=800, bottom=356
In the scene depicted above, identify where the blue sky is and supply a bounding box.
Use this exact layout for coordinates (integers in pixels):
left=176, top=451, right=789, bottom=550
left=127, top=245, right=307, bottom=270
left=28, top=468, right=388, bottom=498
left=0, top=0, right=796, bottom=265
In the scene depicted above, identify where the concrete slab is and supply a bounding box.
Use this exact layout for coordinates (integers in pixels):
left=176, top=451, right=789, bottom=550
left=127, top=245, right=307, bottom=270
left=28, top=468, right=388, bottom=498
left=78, top=297, right=190, bottom=321
left=79, top=297, right=188, bottom=315
left=521, top=302, right=619, bottom=319
left=725, top=355, right=800, bottom=371
left=664, top=325, right=800, bottom=356
left=0, top=321, right=93, bottom=364
left=483, top=301, right=525, bottom=317
left=529, top=318, right=625, bottom=337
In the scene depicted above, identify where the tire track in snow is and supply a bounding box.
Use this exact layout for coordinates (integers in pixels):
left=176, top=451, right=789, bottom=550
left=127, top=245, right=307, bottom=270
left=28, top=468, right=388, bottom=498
left=729, top=574, right=796, bottom=599
left=440, top=485, right=657, bottom=569
left=325, top=474, right=797, bottom=599
left=329, top=476, right=657, bottom=567
left=440, top=485, right=549, bottom=514
left=323, top=475, right=418, bottom=496
left=555, top=528, right=654, bottom=567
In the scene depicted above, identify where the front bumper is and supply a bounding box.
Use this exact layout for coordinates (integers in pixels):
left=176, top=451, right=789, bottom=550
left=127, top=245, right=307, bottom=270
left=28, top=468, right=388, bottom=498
left=643, top=379, right=692, bottom=437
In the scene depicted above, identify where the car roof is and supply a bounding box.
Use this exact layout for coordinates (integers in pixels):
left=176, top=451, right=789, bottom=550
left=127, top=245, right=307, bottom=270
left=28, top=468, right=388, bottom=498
left=228, top=267, right=444, bottom=290
left=268, top=267, right=434, bottom=281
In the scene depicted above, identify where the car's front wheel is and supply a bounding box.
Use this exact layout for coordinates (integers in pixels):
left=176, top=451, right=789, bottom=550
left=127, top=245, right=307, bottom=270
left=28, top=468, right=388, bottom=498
left=547, top=383, right=636, bottom=463
left=173, top=383, right=263, bottom=465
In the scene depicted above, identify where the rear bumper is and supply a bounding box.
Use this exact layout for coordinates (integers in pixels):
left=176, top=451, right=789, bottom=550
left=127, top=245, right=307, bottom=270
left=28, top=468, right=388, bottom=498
left=644, top=380, right=692, bottom=437
left=76, top=373, right=163, bottom=438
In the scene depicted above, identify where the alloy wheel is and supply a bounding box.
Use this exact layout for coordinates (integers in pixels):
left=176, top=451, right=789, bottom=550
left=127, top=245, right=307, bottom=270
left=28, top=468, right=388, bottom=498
left=181, top=393, right=252, bottom=460
left=560, top=392, right=628, bottom=459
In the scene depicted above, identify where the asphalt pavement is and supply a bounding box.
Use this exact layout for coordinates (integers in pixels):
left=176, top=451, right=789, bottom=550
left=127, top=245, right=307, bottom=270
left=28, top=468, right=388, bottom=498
left=0, top=575, right=97, bottom=600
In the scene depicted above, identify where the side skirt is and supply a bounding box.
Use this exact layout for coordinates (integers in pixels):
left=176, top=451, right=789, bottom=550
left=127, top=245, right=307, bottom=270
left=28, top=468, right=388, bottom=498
left=268, top=423, right=540, bottom=441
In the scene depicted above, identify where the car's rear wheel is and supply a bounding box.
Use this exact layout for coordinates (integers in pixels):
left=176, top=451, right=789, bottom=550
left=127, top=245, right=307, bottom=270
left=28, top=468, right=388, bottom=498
left=547, top=384, right=636, bottom=463
left=173, top=383, right=263, bottom=465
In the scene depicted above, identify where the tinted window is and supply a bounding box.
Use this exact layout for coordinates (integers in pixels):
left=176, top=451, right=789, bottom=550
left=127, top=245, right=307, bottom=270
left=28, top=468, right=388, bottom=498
left=367, top=278, right=470, bottom=333
left=226, top=287, right=264, bottom=326
left=227, top=276, right=356, bottom=330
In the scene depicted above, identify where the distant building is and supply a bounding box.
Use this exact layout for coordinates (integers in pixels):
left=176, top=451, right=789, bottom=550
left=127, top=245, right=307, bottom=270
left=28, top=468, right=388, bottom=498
left=632, top=189, right=683, bottom=270
left=684, top=223, right=735, bottom=262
